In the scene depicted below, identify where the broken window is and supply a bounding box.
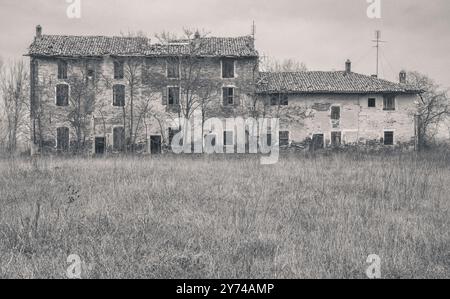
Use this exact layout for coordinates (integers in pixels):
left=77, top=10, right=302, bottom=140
left=167, top=58, right=180, bottom=79
left=384, top=131, right=394, bottom=145
left=223, top=87, right=234, bottom=106
left=58, top=60, right=68, bottom=80
left=368, top=98, right=376, bottom=108
left=113, top=84, right=125, bottom=107
left=56, top=84, right=69, bottom=106
left=279, top=131, right=290, bottom=146
left=168, top=87, right=180, bottom=105
left=113, top=127, right=125, bottom=151
left=383, top=95, right=396, bottom=111
left=222, top=59, right=235, bottom=78
left=114, top=60, right=124, bottom=79
left=224, top=131, right=234, bottom=146
left=331, top=132, right=342, bottom=147
left=56, top=127, right=69, bottom=151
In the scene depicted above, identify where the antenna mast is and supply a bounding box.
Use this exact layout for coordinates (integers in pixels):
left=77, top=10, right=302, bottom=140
left=372, top=30, right=386, bottom=77
left=251, top=21, right=256, bottom=40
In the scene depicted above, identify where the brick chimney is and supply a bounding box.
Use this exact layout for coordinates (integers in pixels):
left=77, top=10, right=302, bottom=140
left=345, top=59, right=351, bottom=73
left=399, top=70, right=407, bottom=84
left=36, top=25, right=42, bottom=38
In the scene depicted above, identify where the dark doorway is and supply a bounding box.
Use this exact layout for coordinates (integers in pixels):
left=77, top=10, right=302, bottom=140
left=312, top=134, right=325, bottom=150
left=150, top=136, right=162, bottom=154
left=95, top=137, right=106, bottom=155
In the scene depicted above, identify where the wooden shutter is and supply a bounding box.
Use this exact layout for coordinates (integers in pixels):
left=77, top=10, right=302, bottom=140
left=234, top=88, right=240, bottom=107
left=162, top=87, right=168, bottom=105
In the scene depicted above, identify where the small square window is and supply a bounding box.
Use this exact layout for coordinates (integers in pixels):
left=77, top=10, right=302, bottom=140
left=384, top=131, right=394, bottom=145
left=368, top=98, right=376, bottom=108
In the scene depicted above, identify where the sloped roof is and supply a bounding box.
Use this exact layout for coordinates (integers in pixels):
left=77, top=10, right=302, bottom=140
left=27, top=35, right=258, bottom=58
left=257, top=71, right=421, bottom=94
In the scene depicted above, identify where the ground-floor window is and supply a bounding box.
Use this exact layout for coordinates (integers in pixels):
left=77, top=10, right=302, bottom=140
left=56, top=127, right=70, bottom=151
left=384, top=131, right=394, bottom=145
left=312, top=134, right=324, bottom=150
left=279, top=131, right=289, bottom=146
left=95, top=137, right=106, bottom=155
left=224, top=131, right=234, bottom=146
left=331, top=131, right=342, bottom=147
left=113, top=127, right=125, bottom=151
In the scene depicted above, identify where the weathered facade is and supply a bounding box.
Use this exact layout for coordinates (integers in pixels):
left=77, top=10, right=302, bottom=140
left=27, top=26, right=421, bottom=155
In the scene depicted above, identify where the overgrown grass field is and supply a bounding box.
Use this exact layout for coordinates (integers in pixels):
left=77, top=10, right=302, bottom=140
left=0, top=151, right=449, bottom=279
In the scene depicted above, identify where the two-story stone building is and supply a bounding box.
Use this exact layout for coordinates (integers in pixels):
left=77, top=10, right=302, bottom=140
left=26, top=26, right=421, bottom=155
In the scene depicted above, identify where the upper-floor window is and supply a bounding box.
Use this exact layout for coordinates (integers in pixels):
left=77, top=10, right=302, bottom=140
left=223, top=87, right=234, bottom=106
left=368, top=98, right=376, bottom=108
left=113, top=84, right=125, bottom=107
left=56, top=84, right=69, bottom=106
left=114, top=60, right=124, bottom=79
left=331, top=106, right=341, bottom=120
left=270, top=94, right=289, bottom=106
left=383, top=95, right=396, bottom=111
left=168, top=87, right=180, bottom=105
left=167, top=58, right=180, bottom=79
left=58, top=60, right=68, bottom=80
left=222, top=59, right=235, bottom=79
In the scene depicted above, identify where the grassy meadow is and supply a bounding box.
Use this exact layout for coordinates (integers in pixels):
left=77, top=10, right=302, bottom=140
left=0, top=151, right=449, bottom=279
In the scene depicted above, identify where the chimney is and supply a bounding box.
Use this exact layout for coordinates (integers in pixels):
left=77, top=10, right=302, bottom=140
left=36, top=25, right=42, bottom=38
left=371, top=74, right=378, bottom=78
left=399, top=70, right=407, bottom=84
left=345, top=59, right=351, bottom=73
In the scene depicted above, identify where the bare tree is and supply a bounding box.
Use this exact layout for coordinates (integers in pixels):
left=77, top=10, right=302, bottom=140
left=407, top=71, right=449, bottom=146
left=0, top=60, right=29, bottom=154
left=260, top=56, right=308, bottom=72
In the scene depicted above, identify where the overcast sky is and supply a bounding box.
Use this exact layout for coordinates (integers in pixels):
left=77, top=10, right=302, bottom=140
left=0, top=0, right=449, bottom=88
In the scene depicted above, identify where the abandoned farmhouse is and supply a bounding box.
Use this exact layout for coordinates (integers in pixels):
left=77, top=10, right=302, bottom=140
left=27, top=26, right=422, bottom=155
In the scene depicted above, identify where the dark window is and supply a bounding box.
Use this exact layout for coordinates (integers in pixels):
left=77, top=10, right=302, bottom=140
left=113, top=127, right=125, bottom=151
left=312, top=134, right=324, bottom=150
left=150, top=136, right=162, bottom=154
left=114, top=61, right=124, bottom=79
left=58, top=60, right=67, bottom=80
left=56, top=84, right=69, bottom=106
left=280, top=131, right=289, bottom=146
left=270, top=94, right=289, bottom=106
left=56, top=127, right=69, bottom=151
left=168, top=87, right=180, bottom=105
left=222, top=59, right=235, bottom=78
left=95, top=137, right=106, bottom=155
left=87, top=68, right=95, bottom=79
left=331, top=132, right=342, bottom=147
left=383, top=95, right=396, bottom=111
left=368, top=98, right=376, bottom=108
left=224, top=131, right=234, bottom=146
left=384, top=131, right=394, bottom=145
left=167, top=59, right=180, bottom=78
left=331, top=106, right=341, bottom=120
left=113, top=85, right=125, bottom=107
left=223, top=87, right=234, bottom=106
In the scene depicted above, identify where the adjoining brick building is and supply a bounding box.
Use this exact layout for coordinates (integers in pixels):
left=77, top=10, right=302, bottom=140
left=26, top=26, right=422, bottom=155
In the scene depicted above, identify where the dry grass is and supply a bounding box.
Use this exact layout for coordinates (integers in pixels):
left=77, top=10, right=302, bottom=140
left=0, top=151, right=449, bottom=279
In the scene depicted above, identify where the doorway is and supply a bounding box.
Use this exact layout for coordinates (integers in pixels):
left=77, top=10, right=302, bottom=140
left=95, top=137, right=106, bottom=155
left=150, top=136, right=162, bottom=154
